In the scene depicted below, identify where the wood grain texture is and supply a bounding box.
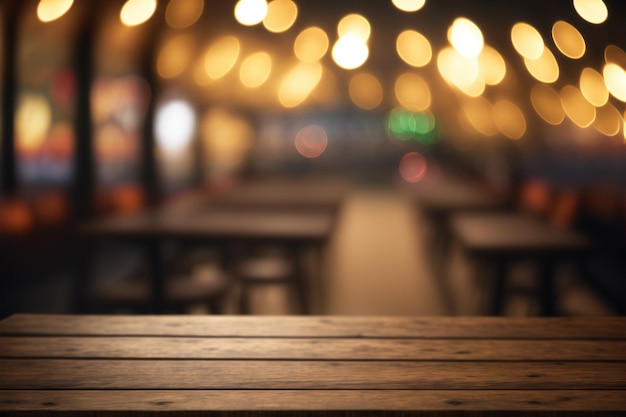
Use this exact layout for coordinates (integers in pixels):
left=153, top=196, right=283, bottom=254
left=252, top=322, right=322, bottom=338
left=1, top=359, right=624, bottom=390
left=2, top=315, right=625, bottom=339
left=1, top=390, right=625, bottom=412
left=2, top=337, right=625, bottom=361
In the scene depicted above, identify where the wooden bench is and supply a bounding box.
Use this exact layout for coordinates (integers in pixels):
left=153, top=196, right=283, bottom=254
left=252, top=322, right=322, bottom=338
left=1, top=314, right=625, bottom=416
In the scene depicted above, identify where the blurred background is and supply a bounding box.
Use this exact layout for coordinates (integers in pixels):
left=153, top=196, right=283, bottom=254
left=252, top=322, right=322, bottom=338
left=0, top=0, right=624, bottom=318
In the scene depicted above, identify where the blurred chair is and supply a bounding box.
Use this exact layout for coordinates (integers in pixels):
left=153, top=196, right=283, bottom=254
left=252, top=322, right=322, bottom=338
left=234, top=246, right=308, bottom=314
left=93, top=248, right=230, bottom=314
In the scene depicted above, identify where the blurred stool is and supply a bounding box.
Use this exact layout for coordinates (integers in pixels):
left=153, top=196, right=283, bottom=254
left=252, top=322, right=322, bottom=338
left=235, top=250, right=308, bottom=314
left=93, top=270, right=230, bottom=314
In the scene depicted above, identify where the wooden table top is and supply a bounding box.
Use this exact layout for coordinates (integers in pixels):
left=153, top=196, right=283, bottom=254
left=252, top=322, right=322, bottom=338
left=213, top=177, right=348, bottom=211
left=1, top=314, right=625, bottom=416
left=451, top=212, right=592, bottom=257
left=81, top=207, right=335, bottom=243
left=402, top=176, right=506, bottom=215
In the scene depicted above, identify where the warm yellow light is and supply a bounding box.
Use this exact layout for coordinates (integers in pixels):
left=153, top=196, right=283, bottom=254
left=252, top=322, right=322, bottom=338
left=462, top=97, right=498, bottom=136
left=120, top=0, right=157, bottom=27
left=391, top=0, right=426, bottom=12
left=349, top=73, right=383, bottom=110
left=263, top=0, right=297, bottom=33
left=604, top=45, right=626, bottom=69
left=294, top=27, right=329, bottom=63
left=524, top=46, right=559, bottom=83
left=234, top=0, right=268, bottom=26
left=157, top=35, right=196, bottom=79
left=240, top=52, right=272, bottom=88
left=295, top=125, right=328, bottom=158
left=278, top=62, right=323, bottom=108
left=437, top=47, right=479, bottom=93
left=201, top=108, right=254, bottom=173
left=573, top=0, right=608, bottom=24
left=332, top=35, right=369, bottom=70
left=560, top=85, right=596, bottom=128
left=37, top=0, right=73, bottom=22
left=477, top=45, right=506, bottom=85
left=531, top=84, right=565, bottom=125
left=448, top=17, right=484, bottom=58
left=492, top=100, right=526, bottom=139
left=579, top=67, right=608, bottom=107
left=165, top=0, right=204, bottom=29
left=16, top=94, right=52, bottom=152
left=396, top=30, right=432, bottom=67
left=337, top=14, right=371, bottom=42
left=592, top=103, right=621, bottom=136
left=394, top=72, right=431, bottom=112
left=511, top=22, right=544, bottom=59
left=552, top=21, right=585, bottom=59
left=204, top=36, right=241, bottom=80
left=603, top=63, right=626, bottom=102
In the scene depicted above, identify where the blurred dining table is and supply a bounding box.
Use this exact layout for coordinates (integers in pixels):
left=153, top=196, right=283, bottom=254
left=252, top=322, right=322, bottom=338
left=75, top=180, right=344, bottom=314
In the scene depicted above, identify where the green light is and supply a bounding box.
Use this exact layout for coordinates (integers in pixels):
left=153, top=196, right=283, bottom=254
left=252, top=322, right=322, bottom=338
left=387, top=107, right=439, bottom=145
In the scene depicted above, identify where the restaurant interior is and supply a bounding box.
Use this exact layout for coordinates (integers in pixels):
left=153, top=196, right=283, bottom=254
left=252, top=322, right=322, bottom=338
left=0, top=0, right=625, bottom=319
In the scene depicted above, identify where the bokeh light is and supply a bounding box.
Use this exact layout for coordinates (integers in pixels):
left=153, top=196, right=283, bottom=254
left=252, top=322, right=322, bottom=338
left=165, top=0, right=204, bottom=29
left=157, top=34, right=196, bottom=79
left=579, top=67, right=609, bottom=107
left=573, top=0, right=608, bottom=24
left=448, top=17, right=484, bottom=58
left=399, top=152, right=427, bottom=183
left=604, top=45, right=626, bottom=69
left=560, top=85, right=596, bottom=128
left=437, top=47, right=482, bottom=96
left=37, top=0, right=73, bottom=22
left=531, top=83, right=565, bottom=125
left=337, top=14, right=371, bottom=42
left=511, top=22, right=544, bottom=59
left=552, top=21, right=586, bottom=59
left=396, top=30, right=432, bottom=67
left=349, top=72, right=383, bottom=110
left=234, top=0, right=268, bottom=26
left=201, top=108, right=254, bottom=176
left=603, top=63, right=626, bottom=102
left=16, top=94, right=52, bottom=153
left=477, top=45, right=506, bottom=85
left=155, top=100, right=196, bottom=153
left=120, top=0, right=157, bottom=27
left=263, top=0, right=298, bottom=33
left=592, top=102, right=622, bottom=136
left=394, top=72, right=431, bottom=112
left=387, top=108, right=437, bottom=143
left=294, top=27, right=329, bottom=63
left=240, top=52, right=272, bottom=88
left=295, top=125, right=328, bottom=158
left=492, top=99, right=526, bottom=139
left=204, top=36, right=241, bottom=80
left=461, top=97, right=498, bottom=136
left=332, top=35, right=369, bottom=70
left=391, top=0, right=426, bottom=12
left=524, top=46, right=559, bottom=83
left=278, top=62, right=323, bottom=108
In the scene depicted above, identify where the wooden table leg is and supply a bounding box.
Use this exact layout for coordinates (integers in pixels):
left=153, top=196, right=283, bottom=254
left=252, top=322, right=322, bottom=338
left=146, top=240, right=166, bottom=314
left=491, top=258, right=508, bottom=316
left=538, top=259, right=556, bottom=316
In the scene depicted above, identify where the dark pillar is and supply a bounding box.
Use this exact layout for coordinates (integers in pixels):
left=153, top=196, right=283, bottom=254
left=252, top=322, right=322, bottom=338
left=71, top=4, right=97, bottom=220
left=1, top=0, right=21, bottom=197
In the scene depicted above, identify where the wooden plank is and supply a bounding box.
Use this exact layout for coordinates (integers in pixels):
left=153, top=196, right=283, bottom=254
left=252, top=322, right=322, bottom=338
left=1, top=337, right=625, bottom=361
left=1, top=360, right=624, bottom=390
left=1, top=390, right=625, bottom=413
left=2, top=314, right=625, bottom=339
